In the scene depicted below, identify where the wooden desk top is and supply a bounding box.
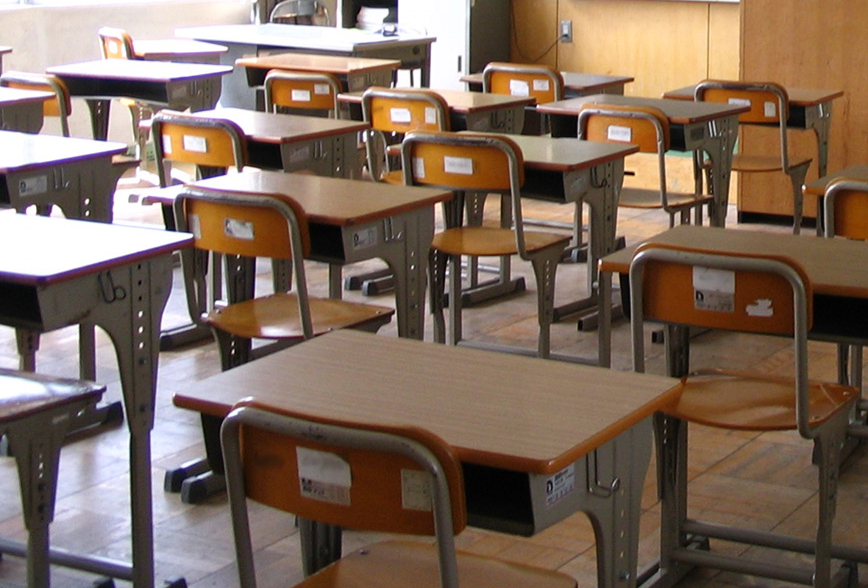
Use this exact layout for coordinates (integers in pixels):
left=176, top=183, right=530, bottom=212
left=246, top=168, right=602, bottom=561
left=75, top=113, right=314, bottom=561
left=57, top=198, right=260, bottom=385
left=803, top=165, right=868, bottom=196
left=0, top=86, right=53, bottom=106
left=188, top=169, right=452, bottom=226
left=0, top=130, right=126, bottom=173
left=663, top=85, right=845, bottom=107
left=236, top=53, right=401, bottom=75
left=176, top=24, right=435, bottom=51
left=192, top=107, right=369, bottom=143
left=460, top=71, right=635, bottom=93
left=0, top=214, right=191, bottom=286
left=133, top=39, right=228, bottom=61
left=46, top=59, right=232, bottom=83
left=0, top=47, right=10, bottom=55
left=537, top=93, right=750, bottom=125
left=599, top=224, right=868, bottom=299
left=0, top=368, right=104, bottom=423
left=498, top=133, right=639, bottom=172
left=173, top=330, right=681, bottom=474
left=339, top=87, right=535, bottom=113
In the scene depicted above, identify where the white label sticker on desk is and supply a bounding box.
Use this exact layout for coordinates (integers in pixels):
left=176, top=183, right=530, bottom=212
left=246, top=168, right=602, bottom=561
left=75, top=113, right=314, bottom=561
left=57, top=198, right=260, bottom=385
left=18, top=175, right=47, bottom=196
left=390, top=107, right=412, bottom=123
left=401, top=469, right=433, bottom=511
left=532, top=79, right=551, bottom=92
left=314, top=83, right=331, bottom=95
left=607, top=125, right=632, bottom=143
left=297, top=447, right=352, bottom=506
left=289, top=145, right=312, bottom=163
left=763, top=101, right=777, bottom=118
left=727, top=97, right=752, bottom=108
left=291, top=89, right=312, bottom=102
left=545, top=464, right=576, bottom=507
left=509, top=79, right=530, bottom=97
left=352, top=227, right=378, bottom=250
left=224, top=218, right=255, bottom=241
left=182, top=134, right=208, bottom=154
left=693, top=266, right=735, bottom=313
left=443, top=156, right=474, bottom=175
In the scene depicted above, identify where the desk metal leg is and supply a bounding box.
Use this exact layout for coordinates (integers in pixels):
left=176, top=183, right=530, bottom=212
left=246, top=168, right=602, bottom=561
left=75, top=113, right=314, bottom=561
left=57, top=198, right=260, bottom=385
left=85, top=98, right=112, bottom=141
left=298, top=518, right=342, bottom=577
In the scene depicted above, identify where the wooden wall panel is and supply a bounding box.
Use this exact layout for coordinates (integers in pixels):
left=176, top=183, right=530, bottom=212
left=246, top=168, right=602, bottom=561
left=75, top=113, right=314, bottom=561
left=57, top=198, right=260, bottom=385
left=740, top=0, right=868, bottom=220
left=556, top=0, right=711, bottom=98
left=510, top=0, right=559, bottom=68
left=708, top=3, right=741, bottom=80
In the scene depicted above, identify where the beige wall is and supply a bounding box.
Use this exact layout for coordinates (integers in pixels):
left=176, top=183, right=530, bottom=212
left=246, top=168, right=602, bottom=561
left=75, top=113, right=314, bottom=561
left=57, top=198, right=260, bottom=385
left=0, top=0, right=249, bottom=140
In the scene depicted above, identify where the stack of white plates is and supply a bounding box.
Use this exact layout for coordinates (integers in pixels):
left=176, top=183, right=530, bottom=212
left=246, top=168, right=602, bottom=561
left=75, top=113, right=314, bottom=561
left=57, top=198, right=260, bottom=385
left=357, top=7, right=391, bottom=30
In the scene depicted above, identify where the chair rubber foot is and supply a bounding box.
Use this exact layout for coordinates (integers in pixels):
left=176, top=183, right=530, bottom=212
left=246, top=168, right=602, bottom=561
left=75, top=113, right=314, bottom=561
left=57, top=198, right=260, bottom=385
left=164, top=458, right=210, bottom=492
left=91, top=577, right=115, bottom=588
left=163, top=576, right=188, bottom=588
left=180, top=470, right=226, bottom=504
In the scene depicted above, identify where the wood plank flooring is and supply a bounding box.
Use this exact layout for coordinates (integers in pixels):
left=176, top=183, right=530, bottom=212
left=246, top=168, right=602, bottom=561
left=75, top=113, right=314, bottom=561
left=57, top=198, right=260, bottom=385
left=1, top=170, right=866, bottom=587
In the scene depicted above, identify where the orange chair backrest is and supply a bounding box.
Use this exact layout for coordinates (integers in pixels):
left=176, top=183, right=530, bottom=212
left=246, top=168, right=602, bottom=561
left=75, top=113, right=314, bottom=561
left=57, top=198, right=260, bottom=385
left=824, top=178, right=868, bottom=241
left=363, top=87, right=451, bottom=134
left=483, top=62, right=564, bottom=104
left=579, top=103, right=670, bottom=154
left=695, top=80, right=789, bottom=125
left=152, top=112, right=248, bottom=171
left=265, top=70, right=341, bottom=113
left=98, top=26, right=135, bottom=59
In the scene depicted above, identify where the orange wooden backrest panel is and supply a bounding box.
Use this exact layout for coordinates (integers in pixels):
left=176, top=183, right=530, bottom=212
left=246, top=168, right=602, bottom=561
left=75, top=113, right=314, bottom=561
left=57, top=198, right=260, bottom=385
left=183, top=196, right=310, bottom=259
left=403, top=132, right=523, bottom=192
left=267, top=72, right=340, bottom=111
left=2, top=75, right=70, bottom=119
left=237, top=404, right=467, bottom=536
left=828, top=183, right=868, bottom=241
left=697, top=81, right=789, bottom=124
left=365, top=89, right=450, bottom=134
left=580, top=104, right=669, bottom=153
left=157, top=120, right=245, bottom=168
left=98, top=27, right=135, bottom=59
left=635, top=243, right=812, bottom=335
left=485, top=64, right=563, bottom=104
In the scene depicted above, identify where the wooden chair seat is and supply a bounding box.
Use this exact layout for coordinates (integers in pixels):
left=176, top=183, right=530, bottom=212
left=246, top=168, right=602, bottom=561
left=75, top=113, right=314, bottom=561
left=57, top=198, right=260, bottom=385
left=206, top=293, right=394, bottom=340
left=380, top=169, right=404, bottom=185
left=733, top=153, right=811, bottom=173
left=668, top=368, right=856, bottom=431
left=619, top=187, right=714, bottom=211
left=295, top=540, right=576, bottom=588
left=432, top=227, right=570, bottom=257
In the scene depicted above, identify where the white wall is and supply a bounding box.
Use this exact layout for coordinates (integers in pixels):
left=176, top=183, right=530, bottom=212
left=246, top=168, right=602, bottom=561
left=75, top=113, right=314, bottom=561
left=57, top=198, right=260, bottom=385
left=0, top=0, right=250, bottom=140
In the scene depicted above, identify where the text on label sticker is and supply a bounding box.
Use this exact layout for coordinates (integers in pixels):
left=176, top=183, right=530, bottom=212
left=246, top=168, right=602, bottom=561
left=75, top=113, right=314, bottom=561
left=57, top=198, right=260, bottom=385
left=291, top=89, right=312, bottom=102
left=314, top=83, right=331, bottom=95
left=763, top=101, right=777, bottom=118
left=545, top=464, right=576, bottom=507
left=224, top=218, right=255, bottom=240
left=297, top=447, right=352, bottom=506
left=693, top=266, right=735, bottom=312
left=412, top=157, right=426, bottom=179
left=607, top=125, right=632, bottom=143
left=727, top=97, right=752, bottom=108
left=18, top=176, right=48, bottom=196
left=509, top=79, right=530, bottom=97
left=746, top=299, right=774, bottom=317
left=288, top=145, right=312, bottom=164
left=352, top=227, right=378, bottom=250
left=401, top=469, right=433, bottom=511
left=182, top=134, right=208, bottom=154
left=443, top=155, right=474, bottom=175
left=188, top=214, right=202, bottom=239
left=424, top=107, right=437, bottom=125
left=162, top=134, right=173, bottom=155
left=390, top=107, right=412, bottom=123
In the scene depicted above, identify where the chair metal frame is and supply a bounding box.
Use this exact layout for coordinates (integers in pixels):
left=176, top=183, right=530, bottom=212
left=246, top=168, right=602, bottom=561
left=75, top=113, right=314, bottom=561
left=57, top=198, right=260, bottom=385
left=579, top=103, right=712, bottom=227
left=629, top=244, right=863, bottom=588
left=401, top=130, right=570, bottom=358
left=694, top=80, right=812, bottom=235
left=0, top=70, right=72, bottom=136
left=822, top=177, right=868, bottom=438
left=269, top=0, right=331, bottom=25
left=221, top=401, right=576, bottom=588
left=263, top=69, right=342, bottom=117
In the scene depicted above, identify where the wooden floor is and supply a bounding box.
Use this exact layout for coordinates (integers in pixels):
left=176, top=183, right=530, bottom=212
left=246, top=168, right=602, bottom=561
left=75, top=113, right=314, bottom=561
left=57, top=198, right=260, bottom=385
left=1, top=173, right=867, bottom=588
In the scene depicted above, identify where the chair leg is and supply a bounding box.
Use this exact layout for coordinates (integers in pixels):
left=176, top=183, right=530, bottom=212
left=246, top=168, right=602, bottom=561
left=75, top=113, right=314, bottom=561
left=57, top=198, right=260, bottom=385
left=448, top=253, right=463, bottom=346
left=428, top=248, right=448, bottom=344
left=530, top=249, right=563, bottom=359
left=812, top=414, right=848, bottom=588
left=788, top=162, right=811, bottom=235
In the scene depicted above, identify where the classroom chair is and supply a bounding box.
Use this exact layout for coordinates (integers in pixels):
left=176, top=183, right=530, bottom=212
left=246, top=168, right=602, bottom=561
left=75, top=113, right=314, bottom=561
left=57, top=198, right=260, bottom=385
left=402, top=130, right=570, bottom=359
left=630, top=243, right=861, bottom=587
left=481, top=61, right=564, bottom=135
left=694, top=80, right=812, bottom=234
left=822, top=177, right=868, bottom=438
left=579, top=103, right=713, bottom=227
left=269, top=0, right=330, bottom=25
left=220, top=400, right=578, bottom=588
left=96, top=26, right=156, bottom=165
left=344, top=87, right=451, bottom=295
left=0, top=368, right=105, bottom=588
left=264, top=69, right=342, bottom=118
left=167, top=188, right=394, bottom=503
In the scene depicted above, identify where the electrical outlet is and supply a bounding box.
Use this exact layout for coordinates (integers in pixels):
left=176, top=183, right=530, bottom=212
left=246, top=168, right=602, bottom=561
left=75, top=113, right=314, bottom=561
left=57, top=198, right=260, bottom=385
left=560, top=20, right=572, bottom=43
